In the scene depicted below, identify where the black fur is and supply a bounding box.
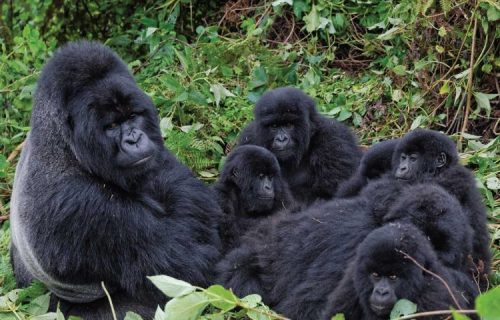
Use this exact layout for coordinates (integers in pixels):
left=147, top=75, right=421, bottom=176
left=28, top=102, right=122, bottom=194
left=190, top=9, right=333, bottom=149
left=392, top=129, right=491, bottom=286
left=336, top=139, right=399, bottom=198
left=9, top=41, right=222, bottom=319
left=238, top=87, right=362, bottom=204
left=322, top=223, right=478, bottom=320
left=213, top=145, right=296, bottom=249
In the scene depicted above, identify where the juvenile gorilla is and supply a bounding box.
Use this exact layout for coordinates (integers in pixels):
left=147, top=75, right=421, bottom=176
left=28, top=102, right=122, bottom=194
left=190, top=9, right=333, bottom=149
left=218, top=179, right=476, bottom=319
left=238, top=87, right=362, bottom=204
left=213, top=145, right=296, bottom=248
left=336, top=139, right=399, bottom=198
left=10, top=41, right=222, bottom=319
left=384, top=184, right=473, bottom=269
left=391, top=129, right=491, bottom=284
left=322, top=223, right=477, bottom=320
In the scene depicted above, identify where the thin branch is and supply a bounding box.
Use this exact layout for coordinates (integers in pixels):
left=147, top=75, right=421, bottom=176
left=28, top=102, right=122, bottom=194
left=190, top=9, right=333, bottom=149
left=397, top=309, right=477, bottom=320
left=397, top=250, right=463, bottom=309
left=459, top=11, right=478, bottom=150
left=101, top=282, right=117, bottom=320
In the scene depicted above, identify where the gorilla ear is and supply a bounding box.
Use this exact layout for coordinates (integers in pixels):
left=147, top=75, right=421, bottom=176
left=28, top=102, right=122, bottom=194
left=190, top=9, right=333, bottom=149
left=436, top=152, right=447, bottom=168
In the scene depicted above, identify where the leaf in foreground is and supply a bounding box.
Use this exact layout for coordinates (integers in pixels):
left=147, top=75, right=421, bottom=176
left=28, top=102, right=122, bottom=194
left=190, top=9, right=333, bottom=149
left=164, top=292, right=210, bottom=320
left=148, top=275, right=196, bottom=298
left=475, top=286, right=500, bottom=320
left=205, top=285, right=238, bottom=311
left=390, top=299, right=417, bottom=319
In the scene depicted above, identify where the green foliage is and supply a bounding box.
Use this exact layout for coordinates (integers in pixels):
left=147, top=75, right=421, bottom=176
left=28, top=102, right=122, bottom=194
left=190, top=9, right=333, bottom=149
left=0, top=0, right=498, bottom=318
left=390, top=299, right=417, bottom=319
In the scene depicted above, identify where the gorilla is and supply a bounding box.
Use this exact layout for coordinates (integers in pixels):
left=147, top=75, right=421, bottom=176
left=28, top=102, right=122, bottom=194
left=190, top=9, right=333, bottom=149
left=321, top=223, right=478, bottom=320
left=213, top=145, right=296, bottom=248
left=336, top=139, right=399, bottom=198
left=383, top=184, right=474, bottom=270
left=218, top=179, right=477, bottom=319
left=391, top=129, right=491, bottom=286
left=9, top=41, right=222, bottom=319
left=238, top=87, right=362, bottom=204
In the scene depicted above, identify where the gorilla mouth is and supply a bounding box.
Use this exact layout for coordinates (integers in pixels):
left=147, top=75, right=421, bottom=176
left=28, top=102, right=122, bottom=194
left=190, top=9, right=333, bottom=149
left=370, top=303, right=391, bottom=316
left=130, top=155, right=153, bottom=166
left=257, top=196, right=274, bottom=200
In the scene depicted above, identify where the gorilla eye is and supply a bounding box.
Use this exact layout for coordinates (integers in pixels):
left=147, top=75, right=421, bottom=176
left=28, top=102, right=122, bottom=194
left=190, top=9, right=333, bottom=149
left=371, top=272, right=380, bottom=279
left=389, top=275, right=397, bottom=280
left=401, top=154, right=407, bottom=160
left=285, top=123, right=294, bottom=129
left=270, top=124, right=278, bottom=129
left=259, top=173, right=265, bottom=179
left=105, top=122, right=119, bottom=130
left=129, top=113, right=137, bottom=119
left=409, top=154, right=418, bottom=162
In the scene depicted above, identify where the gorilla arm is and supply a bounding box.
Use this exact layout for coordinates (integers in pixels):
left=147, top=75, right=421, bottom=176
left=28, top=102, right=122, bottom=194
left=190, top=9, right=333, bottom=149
left=308, top=119, right=361, bottom=199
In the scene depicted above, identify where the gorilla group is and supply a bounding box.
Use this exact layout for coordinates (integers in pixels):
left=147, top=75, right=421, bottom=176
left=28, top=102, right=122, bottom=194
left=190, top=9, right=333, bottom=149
left=238, top=87, right=362, bottom=204
left=218, top=129, right=490, bottom=319
left=10, top=41, right=223, bottom=319
left=8, top=40, right=491, bottom=320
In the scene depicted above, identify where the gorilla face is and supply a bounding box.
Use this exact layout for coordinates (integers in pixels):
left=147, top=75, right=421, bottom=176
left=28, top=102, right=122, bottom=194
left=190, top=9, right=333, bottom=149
left=354, top=224, right=427, bottom=318
left=67, top=75, right=163, bottom=183
left=392, top=129, right=457, bottom=182
left=222, top=146, right=284, bottom=215
left=253, top=88, right=315, bottom=165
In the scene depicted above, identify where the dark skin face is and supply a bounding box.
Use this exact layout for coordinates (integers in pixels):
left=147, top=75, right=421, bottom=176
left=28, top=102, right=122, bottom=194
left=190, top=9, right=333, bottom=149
left=268, top=122, right=296, bottom=158
left=233, top=168, right=275, bottom=201
left=103, top=110, right=155, bottom=168
left=368, top=272, right=399, bottom=316
left=394, top=151, right=447, bottom=181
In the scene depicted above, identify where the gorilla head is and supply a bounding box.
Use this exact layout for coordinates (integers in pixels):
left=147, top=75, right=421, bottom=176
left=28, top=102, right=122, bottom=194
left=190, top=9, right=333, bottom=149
left=392, top=129, right=459, bottom=182
left=253, top=87, right=318, bottom=164
left=354, top=223, right=435, bottom=318
left=217, top=145, right=291, bottom=215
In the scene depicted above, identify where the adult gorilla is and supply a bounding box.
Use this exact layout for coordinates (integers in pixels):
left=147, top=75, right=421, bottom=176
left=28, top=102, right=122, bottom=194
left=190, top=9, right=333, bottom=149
left=322, top=223, right=477, bottom=320
left=10, top=41, right=222, bottom=319
left=213, top=145, right=296, bottom=249
left=238, top=87, right=362, bottom=204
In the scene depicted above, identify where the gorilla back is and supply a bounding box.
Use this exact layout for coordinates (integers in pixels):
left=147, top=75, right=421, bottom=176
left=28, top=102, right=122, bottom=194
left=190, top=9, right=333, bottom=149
left=10, top=41, right=222, bottom=318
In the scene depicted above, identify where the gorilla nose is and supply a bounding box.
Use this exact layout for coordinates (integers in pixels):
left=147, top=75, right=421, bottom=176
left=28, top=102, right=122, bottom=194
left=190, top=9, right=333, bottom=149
left=276, top=134, right=289, bottom=143
left=124, top=129, right=142, bottom=145
left=375, top=287, right=390, bottom=296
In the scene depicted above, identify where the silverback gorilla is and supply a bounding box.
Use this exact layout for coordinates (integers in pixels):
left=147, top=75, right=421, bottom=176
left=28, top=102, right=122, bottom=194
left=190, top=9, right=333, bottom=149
left=321, top=223, right=477, bottom=320
left=213, top=145, right=296, bottom=249
left=238, top=87, right=362, bottom=204
left=10, top=41, right=222, bottom=319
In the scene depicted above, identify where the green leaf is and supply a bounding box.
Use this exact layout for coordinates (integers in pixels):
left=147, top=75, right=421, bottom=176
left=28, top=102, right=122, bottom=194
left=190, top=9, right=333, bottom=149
left=486, top=177, right=500, bottom=190
left=337, top=110, right=352, bottom=121
left=331, top=314, right=345, bottom=320
left=377, top=27, right=400, bottom=40
left=205, top=285, right=238, bottom=311
left=164, top=292, right=209, bottom=320
left=435, top=45, right=445, bottom=54
left=148, top=275, right=196, bottom=298
left=473, top=92, right=498, bottom=114
left=392, top=65, right=406, bottom=76
left=154, top=306, right=166, bottom=320
left=476, top=286, right=500, bottom=320
left=26, top=293, right=51, bottom=315
left=124, top=312, right=144, bottom=320
left=487, top=5, right=500, bottom=21
left=303, top=5, right=321, bottom=32
left=272, top=0, right=292, bottom=7
left=438, top=26, right=447, bottom=37
left=241, top=294, right=262, bottom=308
left=410, top=115, right=426, bottom=130
left=390, top=299, right=417, bottom=319
left=249, top=66, right=268, bottom=90
left=146, top=27, right=158, bottom=38
left=210, top=84, right=235, bottom=107
left=439, top=81, right=450, bottom=95
left=451, top=310, right=471, bottom=319
left=247, top=310, right=272, bottom=320
left=32, top=314, right=58, bottom=320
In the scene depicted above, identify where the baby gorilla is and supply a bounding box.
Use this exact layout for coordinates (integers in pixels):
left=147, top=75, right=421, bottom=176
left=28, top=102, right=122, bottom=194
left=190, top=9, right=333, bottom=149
left=214, top=145, right=295, bottom=248
left=322, top=223, right=477, bottom=320
left=238, top=87, right=362, bottom=204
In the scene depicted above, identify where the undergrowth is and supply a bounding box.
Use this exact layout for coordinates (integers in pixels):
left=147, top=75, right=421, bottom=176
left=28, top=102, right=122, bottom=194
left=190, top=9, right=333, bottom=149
left=0, top=0, right=498, bottom=319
